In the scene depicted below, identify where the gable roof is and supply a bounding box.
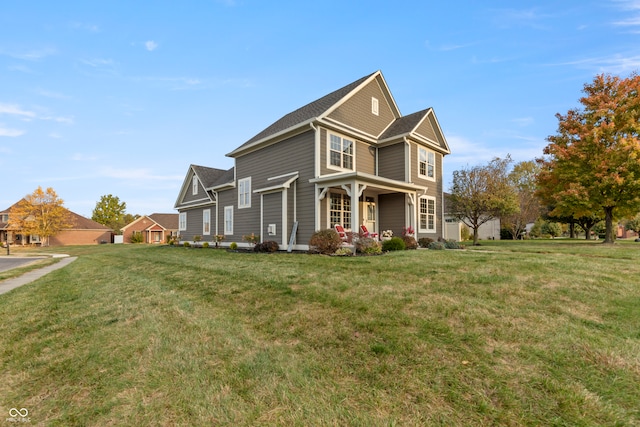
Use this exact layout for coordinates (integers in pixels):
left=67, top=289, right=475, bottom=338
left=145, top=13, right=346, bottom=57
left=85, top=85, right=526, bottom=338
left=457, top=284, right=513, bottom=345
left=0, top=201, right=110, bottom=231
left=174, top=164, right=234, bottom=209
left=227, top=71, right=394, bottom=157
left=66, top=211, right=112, bottom=230
left=379, top=108, right=451, bottom=154
left=149, top=213, right=178, bottom=229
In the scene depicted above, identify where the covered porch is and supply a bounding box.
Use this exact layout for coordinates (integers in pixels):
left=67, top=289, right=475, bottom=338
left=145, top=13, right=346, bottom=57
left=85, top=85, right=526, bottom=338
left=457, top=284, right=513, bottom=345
left=311, top=172, right=429, bottom=239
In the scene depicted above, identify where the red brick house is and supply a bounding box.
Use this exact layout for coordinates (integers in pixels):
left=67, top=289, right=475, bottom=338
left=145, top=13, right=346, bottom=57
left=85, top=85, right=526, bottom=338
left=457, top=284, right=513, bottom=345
left=120, top=213, right=178, bottom=244
left=1, top=203, right=112, bottom=246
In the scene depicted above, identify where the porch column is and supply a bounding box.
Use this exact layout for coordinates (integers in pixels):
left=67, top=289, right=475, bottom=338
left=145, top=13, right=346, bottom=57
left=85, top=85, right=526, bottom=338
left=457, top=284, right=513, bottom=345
left=351, top=180, right=359, bottom=233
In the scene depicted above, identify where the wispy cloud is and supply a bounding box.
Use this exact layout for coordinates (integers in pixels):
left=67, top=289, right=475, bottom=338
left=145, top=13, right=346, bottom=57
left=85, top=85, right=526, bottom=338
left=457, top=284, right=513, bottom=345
left=71, top=153, right=97, bottom=161
left=145, top=40, right=159, bottom=51
left=70, top=21, right=100, bottom=32
left=0, top=47, right=57, bottom=61
left=425, top=40, right=482, bottom=52
left=0, top=103, right=36, bottom=118
left=490, top=8, right=552, bottom=30
left=511, top=117, right=535, bottom=127
left=0, top=125, right=25, bottom=137
left=100, top=167, right=183, bottom=182
left=34, top=88, right=71, bottom=99
left=0, top=102, right=73, bottom=125
left=556, top=53, right=640, bottom=74
left=611, top=0, right=640, bottom=31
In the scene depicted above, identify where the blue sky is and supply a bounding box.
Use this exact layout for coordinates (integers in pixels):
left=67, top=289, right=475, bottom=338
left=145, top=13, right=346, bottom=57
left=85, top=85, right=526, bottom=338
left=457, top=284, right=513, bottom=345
left=1, top=1, right=639, bottom=217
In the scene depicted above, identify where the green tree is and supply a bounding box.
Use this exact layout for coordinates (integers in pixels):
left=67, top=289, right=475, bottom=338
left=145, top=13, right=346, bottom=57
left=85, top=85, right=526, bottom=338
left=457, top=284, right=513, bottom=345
left=537, top=73, right=640, bottom=244
left=92, top=194, right=127, bottom=232
left=542, top=221, right=563, bottom=238
left=449, top=156, right=519, bottom=245
left=7, top=186, right=71, bottom=246
left=625, top=213, right=640, bottom=235
left=503, top=160, right=541, bottom=239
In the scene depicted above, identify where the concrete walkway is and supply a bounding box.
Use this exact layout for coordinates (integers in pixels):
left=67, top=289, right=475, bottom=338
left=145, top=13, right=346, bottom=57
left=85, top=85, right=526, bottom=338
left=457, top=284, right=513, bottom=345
left=0, top=256, right=78, bottom=295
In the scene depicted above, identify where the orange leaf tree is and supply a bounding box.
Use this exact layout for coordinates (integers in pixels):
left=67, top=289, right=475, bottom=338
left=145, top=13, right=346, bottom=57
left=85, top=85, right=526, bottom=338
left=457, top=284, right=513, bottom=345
left=537, top=73, right=640, bottom=244
left=7, top=186, right=71, bottom=246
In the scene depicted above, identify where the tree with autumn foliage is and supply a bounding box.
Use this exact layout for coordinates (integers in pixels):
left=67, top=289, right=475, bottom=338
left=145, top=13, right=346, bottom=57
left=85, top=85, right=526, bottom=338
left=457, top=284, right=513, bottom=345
left=7, top=186, right=71, bottom=246
left=537, top=73, right=640, bottom=244
left=448, top=156, right=519, bottom=245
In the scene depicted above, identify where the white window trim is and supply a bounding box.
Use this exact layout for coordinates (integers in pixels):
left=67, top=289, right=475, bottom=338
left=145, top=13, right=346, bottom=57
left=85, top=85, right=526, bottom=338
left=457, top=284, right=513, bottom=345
left=179, top=212, right=187, bottom=231
left=192, top=175, right=198, bottom=195
left=224, top=206, right=233, bottom=235
left=203, top=209, right=211, bottom=235
left=326, top=131, right=355, bottom=172
left=238, top=177, right=251, bottom=209
left=372, top=97, right=379, bottom=115
left=419, top=196, right=436, bottom=233
left=418, top=147, right=436, bottom=182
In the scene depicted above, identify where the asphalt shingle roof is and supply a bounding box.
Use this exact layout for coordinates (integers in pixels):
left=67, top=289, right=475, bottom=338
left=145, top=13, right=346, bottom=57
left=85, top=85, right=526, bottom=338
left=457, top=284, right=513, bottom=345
left=231, top=72, right=376, bottom=153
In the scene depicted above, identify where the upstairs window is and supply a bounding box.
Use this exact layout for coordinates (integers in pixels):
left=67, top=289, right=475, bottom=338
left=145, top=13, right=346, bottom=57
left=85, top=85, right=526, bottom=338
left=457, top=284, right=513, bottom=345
left=238, top=177, right=251, bottom=208
left=329, top=133, right=354, bottom=171
left=418, top=147, right=436, bottom=181
left=192, top=176, right=198, bottom=195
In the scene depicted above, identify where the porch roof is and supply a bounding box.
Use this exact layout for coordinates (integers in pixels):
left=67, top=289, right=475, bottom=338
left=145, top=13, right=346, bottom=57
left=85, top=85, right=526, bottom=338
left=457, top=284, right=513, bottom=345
left=309, top=172, right=427, bottom=194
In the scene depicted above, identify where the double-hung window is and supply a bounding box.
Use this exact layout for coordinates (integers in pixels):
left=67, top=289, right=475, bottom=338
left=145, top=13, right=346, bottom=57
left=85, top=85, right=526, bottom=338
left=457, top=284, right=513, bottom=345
left=329, top=133, right=354, bottom=170
left=224, top=206, right=233, bottom=235
left=179, top=212, right=187, bottom=231
left=238, top=177, right=251, bottom=208
left=203, top=209, right=211, bottom=235
left=419, top=196, right=436, bottom=233
left=418, top=147, right=436, bottom=180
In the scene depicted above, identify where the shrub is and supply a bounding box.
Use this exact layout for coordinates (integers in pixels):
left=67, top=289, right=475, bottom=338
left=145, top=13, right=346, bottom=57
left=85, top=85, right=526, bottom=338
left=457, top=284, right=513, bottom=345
left=254, top=240, right=279, bottom=253
left=355, top=237, right=382, bottom=255
left=130, top=231, right=144, bottom=244
left=418, top=237, right=434, bottom=248
left=309, top=229, right=343, bottom=255
left=229, top=242, right=238, bottom=250
left=444, top=239, right=464, bottom=249
left=402, top=235, right=418, bottom=250
left=382, top=237, right=405, bottom=251
left=202, top=242, right=209, bottom=249
left=334, top=247, right=353, bottom=256
left=460, top=225, right=471, bottom=241
left=428, top=241, right=445, bottom=250
left=183, top=241, right=191, bottom=248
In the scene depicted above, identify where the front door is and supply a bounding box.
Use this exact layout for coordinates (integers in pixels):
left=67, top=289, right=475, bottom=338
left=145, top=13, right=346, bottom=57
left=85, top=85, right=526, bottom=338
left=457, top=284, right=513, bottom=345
left=362, top=196, right=377, bottom=233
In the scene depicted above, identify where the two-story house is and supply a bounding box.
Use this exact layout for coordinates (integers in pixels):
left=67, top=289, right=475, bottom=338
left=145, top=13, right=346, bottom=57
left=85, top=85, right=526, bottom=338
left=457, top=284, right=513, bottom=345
left=174, top=70, right=450, bottom=250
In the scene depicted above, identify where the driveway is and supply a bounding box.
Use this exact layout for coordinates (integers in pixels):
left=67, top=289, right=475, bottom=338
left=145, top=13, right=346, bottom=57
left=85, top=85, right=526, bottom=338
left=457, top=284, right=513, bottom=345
left=0, top=257, right=44, bottom=272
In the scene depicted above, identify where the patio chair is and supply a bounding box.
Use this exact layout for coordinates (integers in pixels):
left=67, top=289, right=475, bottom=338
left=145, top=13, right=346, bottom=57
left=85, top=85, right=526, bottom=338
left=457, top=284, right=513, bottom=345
left=360, top=224, right=378, bottom=239
left=334, top=224, right=348, bottom=241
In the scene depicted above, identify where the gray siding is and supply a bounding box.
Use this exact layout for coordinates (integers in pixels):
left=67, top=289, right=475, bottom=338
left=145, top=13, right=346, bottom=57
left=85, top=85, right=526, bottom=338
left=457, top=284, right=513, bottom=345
left=379, top=193, right=406, bottom=237
left=319, top=128, right=375, bottom=176
left=179, top=205, right=216, bottom=242
left=326, top=76, right=395, bottom=137
left=378, top=143, right=406, bottom=181
left=262, top=192, right=282, bottom=245
left=232, top=130, right=315, bottom=245
left=180, top=171, right=210, bottom=204
left=415, top=115, right=438, bottom=143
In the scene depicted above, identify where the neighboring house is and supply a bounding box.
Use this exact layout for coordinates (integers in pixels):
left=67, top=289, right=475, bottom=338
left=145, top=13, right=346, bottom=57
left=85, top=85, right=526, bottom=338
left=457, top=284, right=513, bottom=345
left=0, top=202, right=112, bottom=246
left=174, top=70, right=451, bottom=250
left=442, top=192, right=501, bottom=241
left=120, top=213, right=179, bottom=243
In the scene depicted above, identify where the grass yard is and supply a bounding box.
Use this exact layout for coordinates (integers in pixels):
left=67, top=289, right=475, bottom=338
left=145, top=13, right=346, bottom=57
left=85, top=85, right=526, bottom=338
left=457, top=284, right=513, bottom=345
left=0, top=241, right=639, bottom=426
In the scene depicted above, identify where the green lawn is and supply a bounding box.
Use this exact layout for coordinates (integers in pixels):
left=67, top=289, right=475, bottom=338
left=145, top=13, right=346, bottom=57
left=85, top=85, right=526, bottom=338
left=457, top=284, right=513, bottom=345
left=1, top=241, right=639, bottom=426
